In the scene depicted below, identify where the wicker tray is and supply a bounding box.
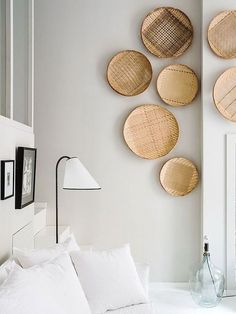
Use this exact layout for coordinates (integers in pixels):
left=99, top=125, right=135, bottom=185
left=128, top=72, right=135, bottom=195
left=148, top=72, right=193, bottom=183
left=123, top=104, right=179, bottom=159
left=157, top=64, right=199, bottom=106
left=141, top=7, right=193, bottom=58
left=208, top=11, right=236, bottom=59
left=107, top=50, right=152, bottom=96
left=213, top=67, right=236, bottom=122
left=160, top=157, right=199, bottom=196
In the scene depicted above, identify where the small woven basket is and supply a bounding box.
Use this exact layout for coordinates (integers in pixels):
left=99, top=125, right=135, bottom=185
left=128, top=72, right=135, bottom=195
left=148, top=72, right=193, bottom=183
left=123, top=104, right=179, bottom=159
left=141, top=7, right=193, bottom=58
left=160, top=157, right=199, bottom=196
left=157, top=64, right=199, bottom=106
left=213, top=67, right=236, bottom=122
left=107, top=50, right=152, bottom=96
left=208, top=11, right=236, bottom=59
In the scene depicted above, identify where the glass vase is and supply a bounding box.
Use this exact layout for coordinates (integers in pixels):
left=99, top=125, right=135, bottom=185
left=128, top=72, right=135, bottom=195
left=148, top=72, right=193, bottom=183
left=189, top=240, right=225, bottom=307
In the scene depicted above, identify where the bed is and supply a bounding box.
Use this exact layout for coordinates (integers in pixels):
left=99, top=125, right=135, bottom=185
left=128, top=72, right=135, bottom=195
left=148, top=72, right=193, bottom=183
left=0, top=223, right=156, bottom=314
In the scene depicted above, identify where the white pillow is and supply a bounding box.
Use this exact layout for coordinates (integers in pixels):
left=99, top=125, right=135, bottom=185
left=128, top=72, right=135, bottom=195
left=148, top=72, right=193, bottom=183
left=70, top=244, right=148, bottom=314
left=135, top=263, right=149, bottom=297
left=14, top=233, right=80, bottom=268
left=62, top=233, right=80, bottom=251
left=0, top=259, right=15, bottom=286
left=0, top=253, right=91, bottom=314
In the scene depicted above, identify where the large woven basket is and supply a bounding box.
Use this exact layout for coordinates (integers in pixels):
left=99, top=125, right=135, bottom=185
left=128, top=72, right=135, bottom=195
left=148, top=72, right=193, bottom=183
left=141, top=7, right=193, bottom=58
left=208, top=11, right=236, bottom=59
left=157, top=64, right=199, bottom=106
left=160, top=157, right=199, bottom=196
left=123, top=104, right=179, bottom=159
left=107, top=50, right=152, bottom=96
left=213, top=67, right=236, bottom=122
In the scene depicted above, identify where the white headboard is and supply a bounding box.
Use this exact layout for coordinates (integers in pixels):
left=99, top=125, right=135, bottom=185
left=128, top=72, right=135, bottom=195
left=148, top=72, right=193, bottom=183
left=12, top=222, right=34, bottom=253
left=0, top=223, right=34, bottom=280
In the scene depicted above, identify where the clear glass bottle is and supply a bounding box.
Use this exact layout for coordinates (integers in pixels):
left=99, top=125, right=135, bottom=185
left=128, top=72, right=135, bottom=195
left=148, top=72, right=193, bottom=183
left=189, top=236, right=225, bottom=308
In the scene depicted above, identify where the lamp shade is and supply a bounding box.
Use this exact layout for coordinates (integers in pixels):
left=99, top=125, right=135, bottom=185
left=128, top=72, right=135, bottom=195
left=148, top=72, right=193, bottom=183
left=63, top=157, right=100, bottom=190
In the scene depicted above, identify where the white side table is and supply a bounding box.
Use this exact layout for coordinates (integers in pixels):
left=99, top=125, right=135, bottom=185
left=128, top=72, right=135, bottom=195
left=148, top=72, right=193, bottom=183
left=149, top=284, right=236, bottom=314
left=34, top=225, right=71, bottom=248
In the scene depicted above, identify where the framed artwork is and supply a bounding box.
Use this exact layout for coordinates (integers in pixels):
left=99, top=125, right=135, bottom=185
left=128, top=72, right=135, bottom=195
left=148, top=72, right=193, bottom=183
left=1, top=160, right=14, bottom=200
left=15, top=147, right=37, bottom=209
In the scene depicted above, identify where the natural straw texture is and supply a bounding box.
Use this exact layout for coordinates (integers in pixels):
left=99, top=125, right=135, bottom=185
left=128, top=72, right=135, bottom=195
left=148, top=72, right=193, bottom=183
left=141, top=7, right=193, bottom=58
left=123, top=104, right=179, bottom=159
left=107, top=50, right=152, bottom=96
left=157, top=64, right=199, bottom=107
left=208, top=11, right=236, bottom=59
left=213, top=67, right=236, bottom=122
left=160, top=157, right=199, bottom=196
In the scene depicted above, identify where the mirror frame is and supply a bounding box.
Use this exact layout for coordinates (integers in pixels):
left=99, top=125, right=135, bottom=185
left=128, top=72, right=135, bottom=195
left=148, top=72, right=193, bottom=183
left=2, top=0, right=34, bottom=130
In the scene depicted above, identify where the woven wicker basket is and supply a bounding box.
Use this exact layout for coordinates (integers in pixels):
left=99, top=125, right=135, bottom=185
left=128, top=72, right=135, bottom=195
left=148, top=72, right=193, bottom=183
left=160, top=157, right=199, bottom=196
left=208, top=11, right=236, bottom=59
left=157, top=64, right=199, bottom=106
left=107, top=50, right=152, bottom=96
left=213, top=67, right=236, bottom=122
left=123, top=104, right=179, bottom=159
left=141, top=7, right=193, bottom=58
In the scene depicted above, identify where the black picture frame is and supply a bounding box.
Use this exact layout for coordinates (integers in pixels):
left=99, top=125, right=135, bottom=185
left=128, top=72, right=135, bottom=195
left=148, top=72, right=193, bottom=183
left=15, top=147, right=37, bottom=209
left=1, top=160, right=14, bottom=200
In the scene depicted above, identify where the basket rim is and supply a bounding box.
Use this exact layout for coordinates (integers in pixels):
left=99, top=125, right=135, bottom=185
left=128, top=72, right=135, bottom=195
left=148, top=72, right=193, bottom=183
left=123, top=104, right=180, bottom=160
left=106, top=49, right=153, bottom=96
left=213, top=67, right=236, bottom=122
left=156, top=63, right=199, bottom=107
left=140, top=6, right=194, bottom=58
left=207, top=10, right=236, bottom=59
left=159, top=156, right=199, bottom=196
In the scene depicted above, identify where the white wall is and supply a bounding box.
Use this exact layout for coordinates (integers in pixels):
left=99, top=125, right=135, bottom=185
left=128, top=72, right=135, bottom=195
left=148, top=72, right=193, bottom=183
left=34, top=0, right=201, bottom=281
left=202, top=1, right=236, bottom=279
left=0, top=118, right=34, bottom=263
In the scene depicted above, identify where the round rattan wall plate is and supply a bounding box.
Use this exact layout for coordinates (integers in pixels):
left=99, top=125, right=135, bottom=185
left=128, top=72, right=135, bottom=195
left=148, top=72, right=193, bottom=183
left=208, top=11, right=236, bottom=59
left=160, top=157, right=199, bottom=196
left=123, top=104, right=179, bottom=159
left=141, top=7, right=193, bottom=58
left=157, top=64, right=199, bottom=107
left=107, top=50, right=152, bottom=96
left=213, top=67, right=236, bottom=122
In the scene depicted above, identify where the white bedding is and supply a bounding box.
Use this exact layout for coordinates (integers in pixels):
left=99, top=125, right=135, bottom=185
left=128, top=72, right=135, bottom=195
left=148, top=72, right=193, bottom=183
left=71, top=245, right=148, bottom=314
left=0, top=253, right=91, bottom=314
left=106, top=303, right=155, bottom=314
left=0, top=259, right=156, bottom=314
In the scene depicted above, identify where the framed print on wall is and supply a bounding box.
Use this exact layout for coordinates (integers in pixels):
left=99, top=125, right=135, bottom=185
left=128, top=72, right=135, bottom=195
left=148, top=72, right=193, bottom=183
left=1, top=160, right=14, bottom=200
left=15, top=147, right=37, bottom=209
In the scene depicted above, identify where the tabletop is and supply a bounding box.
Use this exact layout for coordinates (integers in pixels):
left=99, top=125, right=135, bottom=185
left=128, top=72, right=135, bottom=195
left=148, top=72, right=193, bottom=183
left=149, top=284, right=236, bottom=314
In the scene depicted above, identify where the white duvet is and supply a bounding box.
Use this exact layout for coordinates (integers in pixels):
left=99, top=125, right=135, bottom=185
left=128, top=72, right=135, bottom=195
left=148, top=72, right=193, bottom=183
left=106, top=303, right=155, bottom=314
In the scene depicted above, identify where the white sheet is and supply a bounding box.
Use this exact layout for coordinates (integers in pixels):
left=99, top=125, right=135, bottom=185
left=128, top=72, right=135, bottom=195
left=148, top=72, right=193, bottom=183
left=106, top=303, right=155, bottom=314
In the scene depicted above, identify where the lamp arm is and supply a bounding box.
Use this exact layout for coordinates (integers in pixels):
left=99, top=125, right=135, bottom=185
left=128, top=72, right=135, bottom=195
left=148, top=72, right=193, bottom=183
left=55, top=156, right=70, bottom=243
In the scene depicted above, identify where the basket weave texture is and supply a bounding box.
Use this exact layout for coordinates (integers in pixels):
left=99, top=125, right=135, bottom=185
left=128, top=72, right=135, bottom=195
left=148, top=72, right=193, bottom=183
left=123, top=104, right=179, bottom=159
left=160, top=157, right=199, bottom=196
left=208, top=11, right=236, bottom=59
left=141, top=7, right=193, bottom=58
left=213, top=67, right=236, bottom=122
left=157, top=64, right=199, bottom=106
left=107, top=50, right=152, bottom=96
